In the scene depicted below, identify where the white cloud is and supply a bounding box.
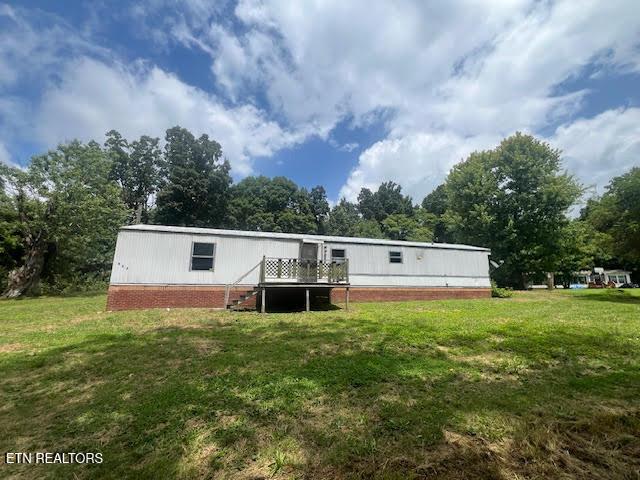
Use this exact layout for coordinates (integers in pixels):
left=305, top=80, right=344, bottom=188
left=0, top=4, right=108, bottom=88
left=331, top=0, right=640, bottom=200
left=328, top=137, right=359, bottom=153
left=36, top=58, right=308, bottom=176
left=552, top=107, right=640, bottom=195
left=0, top=141, right=12, bottom=166
left=232, top=0, right=531, bottom=129
left=425, top=0, right=640, bottom=137
left=3, top=0, right=640, bottom=200
left=342, top=106, right=640, bottom=203
left=339, top=142, right=359, bottom=153
left=190, top=0, right=640, bottom=134
left=0, top=5, right=312, bottom=175
left=155, top=0, right=640, bottom=199
left=339, top=132, right=500, bottom=202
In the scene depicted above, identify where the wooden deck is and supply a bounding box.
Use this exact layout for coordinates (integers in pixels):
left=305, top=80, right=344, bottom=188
left=225, top=256, right=350, bottom=311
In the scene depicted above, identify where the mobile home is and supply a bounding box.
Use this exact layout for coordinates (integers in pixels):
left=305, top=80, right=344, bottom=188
left=107, top=225, right=491, bottom=311
left=571, top=268, right=632, bottom=288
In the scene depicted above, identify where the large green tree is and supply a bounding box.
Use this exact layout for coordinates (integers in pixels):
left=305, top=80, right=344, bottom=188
left=352, top=219, right=384, bottom=239
left=1, top=141, right=128, bottom=297
left=155, top=126, right=231, bottom=227
left=381, top=210, right=435, bottom=242
left=446, top=133, right=582, bottom=288
left=225, top=176, right=316, bottom=233
left=357, top=181, right=414, bottom=222
left=309, top=185, right=330, bottom=234
left=421, top=184, right=452, bottom=243
left=555, top=220, right=612, bottom=287
left=583, top=167, right=640, bottom=264
left=325, top=199, right=359, bottom=236
left=0, top=175, right=23, bottom=292
left=105, top=130, right=161, bottom=224
left=325, top=199, right=385, bottom=238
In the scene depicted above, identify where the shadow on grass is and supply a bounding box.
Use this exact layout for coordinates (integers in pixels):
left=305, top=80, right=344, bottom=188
left=0, top=290, right=107, bottom=302
left=1, top=316, right=639, bottom=479
left=571, top=289, right=640, bottom=304
left=264, top=303, right=343, bottom=313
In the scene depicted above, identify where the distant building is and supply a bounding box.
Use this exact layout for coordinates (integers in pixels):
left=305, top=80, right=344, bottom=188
left=570, top=268, right=632, bottom=289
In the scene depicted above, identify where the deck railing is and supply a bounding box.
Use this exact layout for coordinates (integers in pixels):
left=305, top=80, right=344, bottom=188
left=260, top=256, right=349, bottom=284
left=224, top=259, right=263, bottom=308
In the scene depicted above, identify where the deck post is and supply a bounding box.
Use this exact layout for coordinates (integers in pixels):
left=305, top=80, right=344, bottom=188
left=260, top=256, right=266, bottom=283
left=305, top=288, right=310, bottom=312
left=346, top=287, right=350, bottom=311
left=261, top=287, right=266, bottom=314
left=224, top=285, right=230, bottom=309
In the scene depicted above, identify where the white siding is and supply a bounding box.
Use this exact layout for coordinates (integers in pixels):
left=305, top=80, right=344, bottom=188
left=110, top=229, right=491, bottom=288
left=324, top=242, right=490, bottom=288
left=110, top=230, right=300, bottom=285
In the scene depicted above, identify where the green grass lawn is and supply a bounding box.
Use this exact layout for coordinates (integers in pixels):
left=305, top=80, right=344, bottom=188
left=1, top=289, right=639, bottom=479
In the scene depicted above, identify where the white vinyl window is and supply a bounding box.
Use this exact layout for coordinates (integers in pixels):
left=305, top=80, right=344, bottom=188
left=191, top=242, right=215, bottom=271
left=331, top=248, right=346, bottom=263
left=389, top=251, right=403, bottom=264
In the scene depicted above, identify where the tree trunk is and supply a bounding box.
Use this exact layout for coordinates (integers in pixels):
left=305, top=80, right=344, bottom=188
left=134, top=203, right=143, bottom=224
left=1, top=234, right=47, bottom=298
left=546, top=272, right=555, bottom=290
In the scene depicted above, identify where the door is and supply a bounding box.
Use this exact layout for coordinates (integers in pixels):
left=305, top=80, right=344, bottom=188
left=299, top=242, right=319, bottom=282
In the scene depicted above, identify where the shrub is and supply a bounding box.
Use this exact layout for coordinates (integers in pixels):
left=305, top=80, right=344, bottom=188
left=491, top=281, right=513, bottom=298
left=40, top=274, right=109, bottom=296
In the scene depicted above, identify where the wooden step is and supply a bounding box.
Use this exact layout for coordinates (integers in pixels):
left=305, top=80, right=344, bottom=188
left=227, top=288, right=259, bottom=310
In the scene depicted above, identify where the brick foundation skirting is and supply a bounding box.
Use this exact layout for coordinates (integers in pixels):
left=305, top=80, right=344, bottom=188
left=107, top=284, right=490, bottom=311
left=106, top=285, right=256, bottom=311
left=331, top=287, right=491, bottom=303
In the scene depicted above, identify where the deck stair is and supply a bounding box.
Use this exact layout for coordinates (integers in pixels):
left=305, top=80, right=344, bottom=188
left=227, top=287, right=259, bottom=310
left=224, top=256, right=350, bottom=312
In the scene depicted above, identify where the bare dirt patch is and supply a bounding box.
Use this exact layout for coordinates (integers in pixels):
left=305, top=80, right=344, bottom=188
left=414, top=406, right=640, bottom=480
left=0, top=343, right=25, bottom=354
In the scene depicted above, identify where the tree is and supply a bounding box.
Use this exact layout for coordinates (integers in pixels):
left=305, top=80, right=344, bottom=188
left=105, top=130, right=161, bottom=224
left=352, top=219, right=384, bottom=239
left=155, top=126, right=231, bottom=227
left=410, top=208, right=438, bottom=242
left=309, top=185, right=330, bottom=234
left=129, top=135, right=161, bottom=223
left=555, top=220, right=611, bottom=288
left=446, top=133, right=582, bottom=289
left=324, top=199, right=387, bottom=239
left=357, top=181, right=414, bottom=222
left=583, top=167, right=640, bottom=264
left=325, top=199, right=361, bottom=236
left=421, top=184, right=451, bottom=242
left=357, top=188, right=381, bottom=221
left=0, top=173, right=23, bottom=292
left=422, top=184, right=447, bottom=216
left=225, top=176, right=316, bottom=233
left=1, top=141, right=128, bottom=297
left=381, top=214, right=416, bottom=241
left=381, top=210, right=435, bottom=242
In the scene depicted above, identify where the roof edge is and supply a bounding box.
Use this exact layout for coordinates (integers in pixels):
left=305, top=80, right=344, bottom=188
left=120, top=224, right=491, bottom=252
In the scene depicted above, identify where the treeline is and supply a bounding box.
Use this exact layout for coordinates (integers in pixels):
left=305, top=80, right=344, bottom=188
left=1, top=127, right=638, bottom=296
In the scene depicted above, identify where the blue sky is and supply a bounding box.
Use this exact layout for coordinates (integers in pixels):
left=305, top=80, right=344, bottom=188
left=1, top=1, right=639, bottom=204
